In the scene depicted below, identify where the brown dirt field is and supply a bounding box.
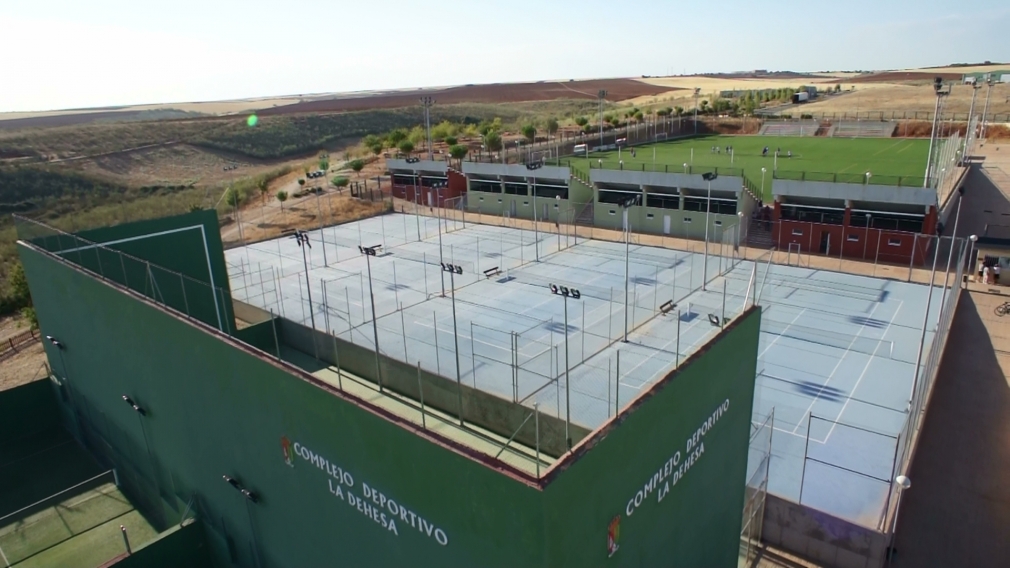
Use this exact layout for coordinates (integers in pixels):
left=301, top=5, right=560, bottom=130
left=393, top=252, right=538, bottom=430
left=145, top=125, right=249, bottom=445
left=258, top=79, right=671, bottom=116
left=0, top=342, right=48, bottom=392
left=60, top=144, right=284, bottom=188
left=221, top=157, right=389, bottom=246
left=847, top=71, right=963, bottom=83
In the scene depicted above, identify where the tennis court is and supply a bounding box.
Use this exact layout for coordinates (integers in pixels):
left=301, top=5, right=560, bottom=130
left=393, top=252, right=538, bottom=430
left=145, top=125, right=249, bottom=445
left=226, top=213, right=947, bottom=526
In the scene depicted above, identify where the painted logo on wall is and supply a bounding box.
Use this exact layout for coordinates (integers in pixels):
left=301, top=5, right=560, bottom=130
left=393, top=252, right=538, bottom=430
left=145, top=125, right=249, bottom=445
left=281, top=436, right=295, bottom=467
left=607, top=514, right=621, bottom=557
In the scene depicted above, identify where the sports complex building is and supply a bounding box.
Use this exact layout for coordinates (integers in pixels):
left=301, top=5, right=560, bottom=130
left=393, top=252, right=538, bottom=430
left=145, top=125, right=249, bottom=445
left=2, top=125, right=971, bottom=567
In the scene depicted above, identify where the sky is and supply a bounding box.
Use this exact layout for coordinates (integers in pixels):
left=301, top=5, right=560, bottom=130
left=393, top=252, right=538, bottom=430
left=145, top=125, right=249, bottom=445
left=2, top=0, right=1008, bottom=113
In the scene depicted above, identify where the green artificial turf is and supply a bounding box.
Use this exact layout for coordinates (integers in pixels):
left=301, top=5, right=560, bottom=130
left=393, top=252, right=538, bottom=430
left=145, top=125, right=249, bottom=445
left=562, top=135, right=931, bottom=200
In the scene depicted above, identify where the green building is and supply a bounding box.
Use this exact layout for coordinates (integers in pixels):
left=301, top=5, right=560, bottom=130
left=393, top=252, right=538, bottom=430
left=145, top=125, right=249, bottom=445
left=13, top=210, right=761, bottom=567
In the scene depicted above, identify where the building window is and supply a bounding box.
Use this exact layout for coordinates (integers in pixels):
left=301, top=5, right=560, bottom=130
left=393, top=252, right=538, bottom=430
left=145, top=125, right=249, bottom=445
left=479, top=197, right=484, bottom=201
left=554, top=204, right=559, bottom=209
left=523, top=201, right=529, bottom=206
left=847, top=234, right=859, bottom=242
left=497, top=198, right=502, bottom=203
left=792, top=229, right=804, bottom=236
left=609, top=210, right=616, bottom=215
left=684, top=218, right=692, bottom=223
left=714, top=220, right=722, bottom=226
left=646, top=213, right=654, bottom=219
left=888, top=238, right=901, bottom=246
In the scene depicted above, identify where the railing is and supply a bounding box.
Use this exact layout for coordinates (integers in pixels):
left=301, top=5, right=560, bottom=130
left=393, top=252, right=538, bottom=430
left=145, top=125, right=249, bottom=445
left=772, top=169, right=931, bottom=187
left=0, top=328, right=39, bottom=361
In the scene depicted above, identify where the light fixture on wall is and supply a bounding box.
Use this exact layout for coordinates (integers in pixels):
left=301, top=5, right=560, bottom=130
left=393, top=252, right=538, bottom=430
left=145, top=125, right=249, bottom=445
left=121, top=395, right=146, bottom=416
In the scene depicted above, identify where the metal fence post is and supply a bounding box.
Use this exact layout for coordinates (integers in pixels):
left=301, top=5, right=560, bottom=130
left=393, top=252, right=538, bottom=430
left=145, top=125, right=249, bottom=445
left=798, top=414, right=812, bottom=503
left=417, top=361, right=426, bottom=429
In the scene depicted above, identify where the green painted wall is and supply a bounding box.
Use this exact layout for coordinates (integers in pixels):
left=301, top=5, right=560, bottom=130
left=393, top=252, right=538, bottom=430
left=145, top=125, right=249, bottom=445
left=18, top=238, right=759, bottom=568
left=24, top=210, right=233, bottom=331
left=0, top=379, right=60, bottom=435
left=112, top=521, right=216, bottom=568
left=542, top=309, right=759, bottom=566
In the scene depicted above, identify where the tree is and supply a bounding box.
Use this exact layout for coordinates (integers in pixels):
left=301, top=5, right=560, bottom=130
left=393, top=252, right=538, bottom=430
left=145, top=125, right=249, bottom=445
left=319, top=159, right=329, bottom=172
left=484, top=131, right=502, bottom=153
left=350, top=159, right=365, bottom=177
left=444, top=136, right=458, bottom=146
left=257, top=177, right=269, bottom=204
left=398, top=140, right=414, bottom=155
left=276, top=190, right=289, bottom=214
left=7, top=261, right=31, bottom=310
left=834, top=83, right=841, bottom=93
left=332, top=176, right=350, bottom=188
left=633, top=111, right=644, bottom=123
left=521, top=124, right=536, bottom=144
left=582, top=123, right=596, bottom=134
left=225, top=186, right=244, bottom=208
left=388, top=129, right=408, bottom=145
left=449, top=144, right=468, bottom=162
left=674, top=106, right=684, bottom=116
left=297, top=179, right=306, bottom=188
left=362, top=134, right=381, bottom=148
left=370, top=143, right=383, bottom=156
left=656, top=109, right=670, bottom=117
left=574, top=116, right=589, bottom=127
left=546, top=118, right=559, bottom=136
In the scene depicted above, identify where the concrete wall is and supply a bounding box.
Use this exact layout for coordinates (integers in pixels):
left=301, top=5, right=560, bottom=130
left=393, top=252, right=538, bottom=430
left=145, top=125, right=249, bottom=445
left=773, top=179, right=935, bottom=207
left=762, top=494, right=888, bottom=568
left=462, top=162, right=569, bottom=182
left=467, top=190, right=574, bottom=225
left=277, top=318, right=586, bottom=458
left=593, top=203, right=741, bottom=241
left=387, top=159, right=448, bottom=173
left=591, top=169, right=744, bottom=193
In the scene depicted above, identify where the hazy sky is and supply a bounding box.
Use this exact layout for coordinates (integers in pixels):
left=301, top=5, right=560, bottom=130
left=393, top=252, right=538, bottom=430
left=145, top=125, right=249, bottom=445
left=2, top=0, right=1008, bottom=112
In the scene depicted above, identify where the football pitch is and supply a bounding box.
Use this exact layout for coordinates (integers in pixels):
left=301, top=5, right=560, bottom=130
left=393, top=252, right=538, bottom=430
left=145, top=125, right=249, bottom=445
left=563, top=135, right=931, bottom=199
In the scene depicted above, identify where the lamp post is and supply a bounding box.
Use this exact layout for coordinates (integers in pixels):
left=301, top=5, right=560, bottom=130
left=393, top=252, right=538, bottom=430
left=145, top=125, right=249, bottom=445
left=683, top=162, right=688, bottom=175
left=980, top=74, right=995, bottom=139
left=549, top=283, right=581, bottom=450
left=864, top=213, right=872, bottom=260
left=760, top=167, right=766, bottom=199
left=965, top=80, right=982, bottom=155
left=886, top=475, right=912, bottom=567
left=702, top=172, right=718, bottom=290
left=441, top=263, right=465, bottom=425
left=359, top=244, right=384, bottom=391
left=293, top=230, right=316, bottom=330
left=968, top=234, right=978, bottom=276
left=435, top=182, right=447, bottom=296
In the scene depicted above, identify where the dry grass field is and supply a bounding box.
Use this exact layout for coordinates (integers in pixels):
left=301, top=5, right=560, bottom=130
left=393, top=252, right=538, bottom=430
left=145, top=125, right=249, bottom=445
left=799, top=82, right=1010, bottom=116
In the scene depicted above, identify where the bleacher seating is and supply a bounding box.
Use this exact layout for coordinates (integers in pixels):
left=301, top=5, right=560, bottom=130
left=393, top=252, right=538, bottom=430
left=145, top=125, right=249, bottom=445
left=758, top=122, right=821, bottom=136
left=829, top=121, right=897, bottom=138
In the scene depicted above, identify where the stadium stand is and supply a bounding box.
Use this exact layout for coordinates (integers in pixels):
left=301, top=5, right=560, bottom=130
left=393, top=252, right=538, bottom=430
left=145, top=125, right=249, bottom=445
left=829, top=121, right=898, bottom=138
left=758, top=121, right=820, bottom=136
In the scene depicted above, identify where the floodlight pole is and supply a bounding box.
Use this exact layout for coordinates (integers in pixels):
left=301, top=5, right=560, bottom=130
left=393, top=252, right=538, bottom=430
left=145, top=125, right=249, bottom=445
left=443, top=265, right=464, bottom=426
left=598, top=90, right=607, bottom=148
left=437, top=184, right=446, bottom=296
left=295, top=231, right=316, bottom=330
left=923, top=80, right=948, bottom=187
left=693, top=88, right=700, bottom=134
left=980, top=75, right=994, bottom=139
left=702, top=176, right=716, bottom=291
left=361, top=248, right=383, bottom=391
left=623, top=201, right=632, bottom=342
left=965, top=81, right=981, bottom=155
left=420, top=96, right=435, bottom=161
left=563, top=292, right=571, bottom=449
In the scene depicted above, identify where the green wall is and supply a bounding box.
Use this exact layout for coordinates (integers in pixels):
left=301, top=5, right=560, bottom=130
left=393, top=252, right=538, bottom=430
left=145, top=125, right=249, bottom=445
left=23, top=210, right=233, bottom=331
left=18, top=239, right=759, bottom=568
left=542, top=309, right=759, bottom=566
left=112, top=521, right=216, bottom=568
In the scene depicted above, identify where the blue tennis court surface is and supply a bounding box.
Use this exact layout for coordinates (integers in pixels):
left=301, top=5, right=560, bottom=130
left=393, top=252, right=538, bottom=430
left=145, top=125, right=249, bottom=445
left=225, top=213, right=942, bottom=527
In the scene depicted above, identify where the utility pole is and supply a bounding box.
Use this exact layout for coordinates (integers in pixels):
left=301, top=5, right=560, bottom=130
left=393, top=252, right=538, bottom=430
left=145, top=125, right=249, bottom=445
left=420, top=96, right=435, bottom=161
left=598, top=90, right=607, bottom=148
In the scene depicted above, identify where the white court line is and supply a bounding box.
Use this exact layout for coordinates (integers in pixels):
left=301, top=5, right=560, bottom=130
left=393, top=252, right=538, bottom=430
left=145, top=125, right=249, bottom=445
left=617, top=313, right=709, bottom=389
left=820, top=300, right=904, bottom=444
left=790, top=298, right=885, bottom=434
left=758, top=307, right=808, bottom=358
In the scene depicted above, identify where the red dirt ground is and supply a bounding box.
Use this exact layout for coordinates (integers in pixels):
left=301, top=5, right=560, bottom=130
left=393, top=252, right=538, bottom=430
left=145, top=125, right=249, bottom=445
left=258, top=79, right=673, bottom=116
left=845, top=71, right=963, bottom=83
